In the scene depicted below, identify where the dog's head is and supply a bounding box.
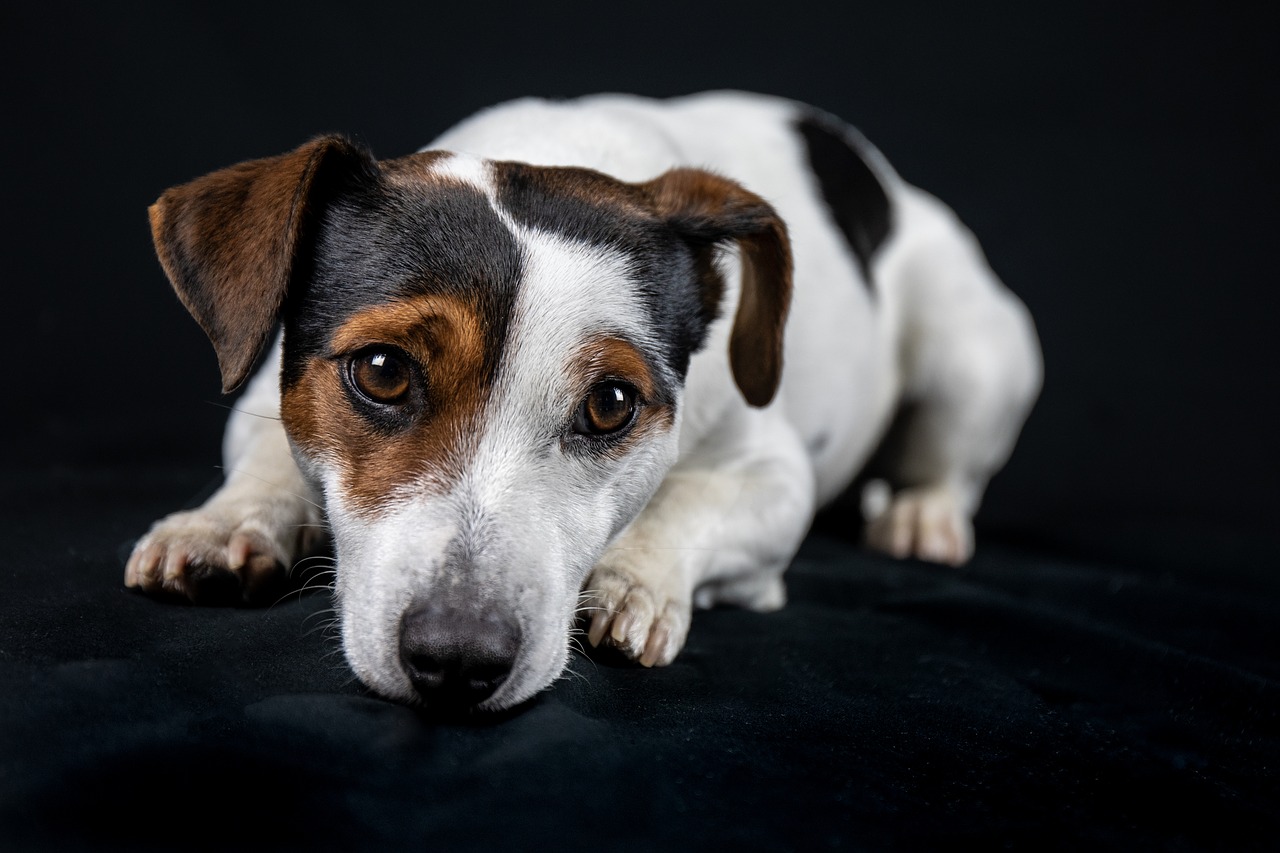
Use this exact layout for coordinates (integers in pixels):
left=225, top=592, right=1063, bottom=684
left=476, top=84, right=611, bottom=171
left=149, top=134, right=791, bottom=711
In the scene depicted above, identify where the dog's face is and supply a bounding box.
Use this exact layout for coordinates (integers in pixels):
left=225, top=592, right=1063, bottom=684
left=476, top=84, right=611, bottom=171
left=282, top=154, right=707, bottom=709
left=149, top=135, right=789, bottom=710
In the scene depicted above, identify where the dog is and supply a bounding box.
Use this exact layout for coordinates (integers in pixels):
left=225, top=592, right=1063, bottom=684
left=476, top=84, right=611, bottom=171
left=125, top=91, right=1041, bottom=712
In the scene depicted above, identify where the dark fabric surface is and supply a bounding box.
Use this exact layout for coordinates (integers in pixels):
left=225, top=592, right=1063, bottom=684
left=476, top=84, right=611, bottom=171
left=2, top=467, right=1276, bottom=851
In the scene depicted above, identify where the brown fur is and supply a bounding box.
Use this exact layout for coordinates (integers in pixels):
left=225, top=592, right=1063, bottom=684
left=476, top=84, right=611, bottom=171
left=642, top=169, right=793, bottom=408
left=149, top=135, right=374, bottom=392
left=281, top=294, right=491, bottom=516
left=572, top=336, right=676, bottom=454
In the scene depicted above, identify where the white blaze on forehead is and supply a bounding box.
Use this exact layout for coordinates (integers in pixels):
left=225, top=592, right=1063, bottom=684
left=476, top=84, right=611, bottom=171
left=420, top=151, right=495, bottom=191
left=503, top=228, right=657, bottom=397
left=456, top=225, right=660, bottom=547
left=441, top=227, right=674, bottom=708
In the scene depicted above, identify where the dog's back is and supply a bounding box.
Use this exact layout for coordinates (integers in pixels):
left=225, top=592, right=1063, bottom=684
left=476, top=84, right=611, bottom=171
left=432, top=91, right=1033, bottom=505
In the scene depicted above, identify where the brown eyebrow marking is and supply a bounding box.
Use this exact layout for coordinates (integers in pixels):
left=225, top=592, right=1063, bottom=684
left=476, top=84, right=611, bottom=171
left=570, top=336, right=676, bottom=447
left=281, top=293, right=492, bottom=516
left=572, top=336, right=658, bottom=400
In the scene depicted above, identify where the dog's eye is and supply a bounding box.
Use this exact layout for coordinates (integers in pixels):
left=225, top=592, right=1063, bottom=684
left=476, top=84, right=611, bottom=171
left=349, top=349, right=412, bottom=405
left=574, top=382, right=638, bottom=436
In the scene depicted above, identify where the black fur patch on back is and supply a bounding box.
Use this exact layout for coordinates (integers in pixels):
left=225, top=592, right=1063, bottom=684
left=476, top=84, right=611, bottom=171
left=795, top=111, right=893, bottom=288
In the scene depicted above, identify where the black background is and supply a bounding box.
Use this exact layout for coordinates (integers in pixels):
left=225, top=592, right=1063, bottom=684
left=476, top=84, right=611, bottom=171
left=6, top=1, right=1277, bottom=538
left=3, top=2, right=1279, bottom=850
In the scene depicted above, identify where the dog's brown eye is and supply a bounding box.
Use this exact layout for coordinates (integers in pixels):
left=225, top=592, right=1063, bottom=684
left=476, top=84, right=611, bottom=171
left=350, top=349, right=412, bottom=405
left=574, top=382, right=638, bottom=436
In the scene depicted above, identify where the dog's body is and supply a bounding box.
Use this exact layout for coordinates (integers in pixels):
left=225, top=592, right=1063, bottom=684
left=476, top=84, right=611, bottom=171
left=126, top=92, right=1041, bottom=711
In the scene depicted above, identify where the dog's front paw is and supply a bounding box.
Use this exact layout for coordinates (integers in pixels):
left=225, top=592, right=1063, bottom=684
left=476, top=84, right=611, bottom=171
left=864, top=483, right=974, bottom=567
left=583, top=564, right=691, bottom=667
left=125, top=506, right=297, bottom=605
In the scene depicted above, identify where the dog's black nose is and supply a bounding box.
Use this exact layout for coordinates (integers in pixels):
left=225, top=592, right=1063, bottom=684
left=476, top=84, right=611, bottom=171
left=399, top=602, right=521, bottom=709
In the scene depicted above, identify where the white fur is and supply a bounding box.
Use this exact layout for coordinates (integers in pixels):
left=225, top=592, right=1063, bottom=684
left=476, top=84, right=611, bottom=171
left=128, top=92, right=1042, bottom=710
left=335, top=213, right=681, bottom=707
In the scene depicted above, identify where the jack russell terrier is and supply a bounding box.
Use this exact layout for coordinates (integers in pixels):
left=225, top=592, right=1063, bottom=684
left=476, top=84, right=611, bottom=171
left=125, top=92, right=1041, bottom=712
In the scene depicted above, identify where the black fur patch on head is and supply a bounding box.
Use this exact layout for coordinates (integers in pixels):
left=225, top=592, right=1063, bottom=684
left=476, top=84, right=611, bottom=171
left=492, top=162, right=716, bottom=388
left=281, top=162, right=523, bottom=389
left=795, top=111, right=893, bottom=288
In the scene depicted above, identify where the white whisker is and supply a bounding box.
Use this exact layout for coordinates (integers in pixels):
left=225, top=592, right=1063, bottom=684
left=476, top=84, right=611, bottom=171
left=205, top=400, right=284, bottom=422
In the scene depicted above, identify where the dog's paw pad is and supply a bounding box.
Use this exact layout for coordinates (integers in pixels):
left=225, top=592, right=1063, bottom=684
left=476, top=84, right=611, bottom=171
left=864, top=485, right=974, bottom=567
left=583, top=566, right=690, bottom=667
left=125, top=510, right=288, bottom=605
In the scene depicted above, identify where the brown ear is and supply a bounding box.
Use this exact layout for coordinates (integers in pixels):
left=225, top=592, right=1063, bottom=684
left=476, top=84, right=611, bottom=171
left=643, top=168, right=793, bottom=407
left=149, top=135, right=374, bottom=392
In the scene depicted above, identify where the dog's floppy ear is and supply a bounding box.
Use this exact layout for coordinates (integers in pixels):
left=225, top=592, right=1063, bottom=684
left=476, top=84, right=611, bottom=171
left=149, top=135, right=375, bottom=393
left=643, top=169, right=793, bottom=407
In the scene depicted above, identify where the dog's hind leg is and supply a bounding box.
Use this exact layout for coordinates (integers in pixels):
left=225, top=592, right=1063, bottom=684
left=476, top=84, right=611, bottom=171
left=125, top=345, right=323, bottom=604
left=863, top=197, right=1042, bottom=565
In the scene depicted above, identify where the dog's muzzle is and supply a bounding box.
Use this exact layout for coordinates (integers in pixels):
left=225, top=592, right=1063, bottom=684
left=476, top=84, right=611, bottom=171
left=398, top=600, right=522, bottom=710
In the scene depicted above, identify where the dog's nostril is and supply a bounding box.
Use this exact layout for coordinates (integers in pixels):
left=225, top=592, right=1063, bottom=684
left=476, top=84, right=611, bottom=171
left=464, top=664, right=510, bottom=694
left=399, top=602, right=521, bottom=709
left=405, top=654, right=447, bottom=689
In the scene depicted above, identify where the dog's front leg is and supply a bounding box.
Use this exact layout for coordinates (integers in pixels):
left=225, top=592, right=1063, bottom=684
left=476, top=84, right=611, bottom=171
left=584, top=417, right=814, bottom=667
left=125, top=352, right=322, bottom=604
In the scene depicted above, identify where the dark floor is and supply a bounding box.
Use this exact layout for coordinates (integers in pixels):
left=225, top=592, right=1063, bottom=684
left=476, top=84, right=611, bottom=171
left=2, top=465, right=1276, bottom=851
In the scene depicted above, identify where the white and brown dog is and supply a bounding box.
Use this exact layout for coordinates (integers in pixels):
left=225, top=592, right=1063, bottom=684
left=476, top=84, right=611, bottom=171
left=126, top=92, right=1041, bottom=712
